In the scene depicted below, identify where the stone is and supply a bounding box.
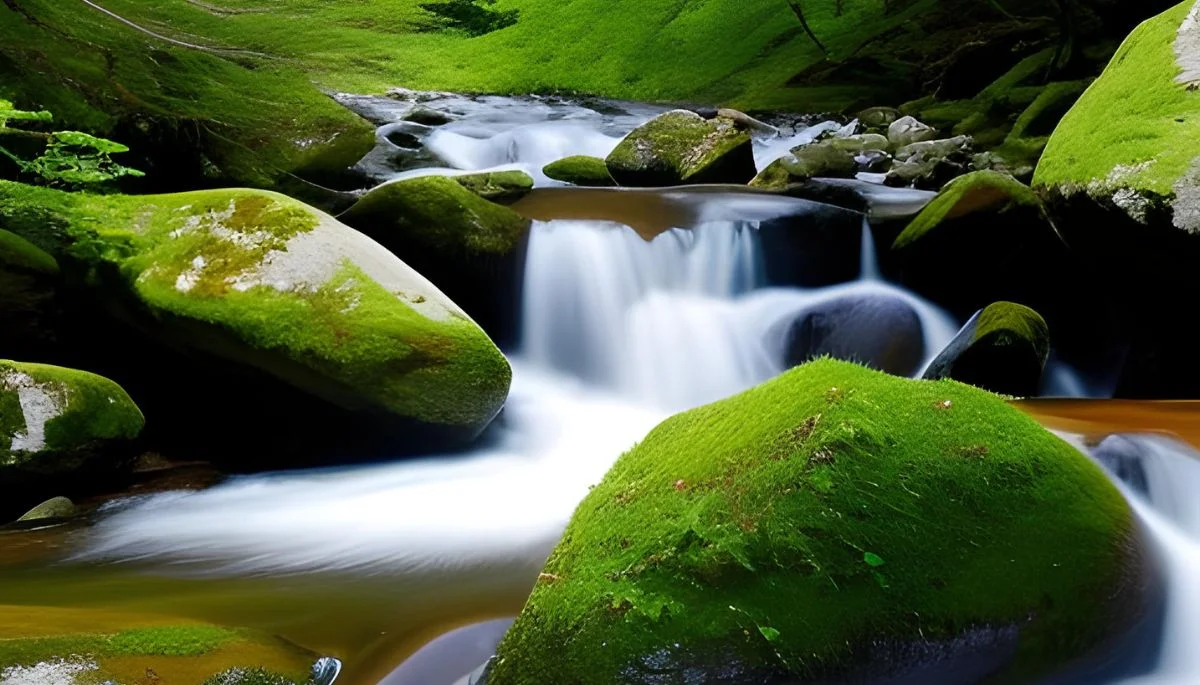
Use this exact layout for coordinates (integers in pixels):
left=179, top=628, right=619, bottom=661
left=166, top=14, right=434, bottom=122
left=923, top=301, right=1051, bottom=397
left=605, top=110, right=756, bottom=187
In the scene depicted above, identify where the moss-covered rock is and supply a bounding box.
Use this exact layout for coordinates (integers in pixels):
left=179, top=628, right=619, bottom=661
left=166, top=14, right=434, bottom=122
left=749, top=137, right=882, bottom=189
left=0, top=182, right=512, bottom=455
left=1033, top=2, right=1200, bottom=286
left=15, top=496, right=75, bottom=522
left=923, top=302, right=1051, bottom=397
left=543, top=156, right=616, bottom=186
left=342, top=175, right=531, bottom=257
left=0, top=608, right=317, bottom=685
left=453, top=170, right=535, bottom=204
left=487, top=359, right=1150, bottom=684
left=894, top=170, right=1045, bottom=249
left=0, top=228, right=61, bottom=357
left=1, top=360, right=143, bottom=481
left=884, top=136, right=974, bottom=190
left=605, top=110, right=755, bottom=187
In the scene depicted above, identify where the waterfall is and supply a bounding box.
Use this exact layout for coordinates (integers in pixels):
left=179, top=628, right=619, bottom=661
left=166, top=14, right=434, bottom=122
left=860, top=216, right=881, bottom=281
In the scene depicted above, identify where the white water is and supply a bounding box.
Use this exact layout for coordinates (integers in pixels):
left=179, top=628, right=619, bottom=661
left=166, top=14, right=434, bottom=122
left=23, top=91, right=1183, bottom=684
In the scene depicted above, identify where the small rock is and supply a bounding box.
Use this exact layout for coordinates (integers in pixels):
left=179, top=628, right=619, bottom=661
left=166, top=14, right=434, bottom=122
left=780, top=293, right=926, bottom=376
left=923, top=301, right=1050, bottom=397
left=716, top=108, right=781, bottom=135
left=857, top=106, right=903, bottom=130
left=887, top=115, right=937, bottom=148
left=543, top=156, right=616, bottom=186
left=17, top=496, right=76, bottom=522
left=403, top=106, right=454, bottom=126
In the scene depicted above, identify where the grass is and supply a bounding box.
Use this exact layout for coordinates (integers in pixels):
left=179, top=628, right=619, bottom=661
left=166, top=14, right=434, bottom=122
left=489, top=358, right=1140, bottom=684
left=1034, top=1, right=1200, bottom=192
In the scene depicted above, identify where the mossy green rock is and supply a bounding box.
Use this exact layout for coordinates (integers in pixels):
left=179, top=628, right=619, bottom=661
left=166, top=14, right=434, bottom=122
left=489, top=359, right=1148, bottom=684
left=606, top=110, right=755, bottom=187
left=543, top=156, right=616, bottom=186
left=749, top=141, right=859, bottom=190
left=923, top=302, right=1051, bottom=397
left=0, top=182, right=511, bottom=440
left=0, top=360, right=143, bottom=477
left=15, top=495, right=76, bottom=522
left=0, top=228, right=61, bottom=356
left=895, top=170, right=1046, bottom=250
left=453, top=170, right=535, bottom=204
left=341, top=175, right=532, bottom=257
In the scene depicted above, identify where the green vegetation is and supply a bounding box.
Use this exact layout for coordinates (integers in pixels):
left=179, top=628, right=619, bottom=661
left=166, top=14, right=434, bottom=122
left=1, top=100, right=143, bottom=187
left=490, top=359, right=1140, bottom=683
left=0, top=228, right=58, bottom=274
left=203, top=667, right=302, bottom=685
left=894, top=170, right=1044, bottom=249
left=0, top=624, right=235, bottom=666
left=0, top=359, right=144, bottom=466
left=1035, top=1, right=1200, bottom=193
left=452, top=170, right=534, bottom=204
left=543, top=156, right=615, bottom=186
left=341, top=175, right=531, bottom=256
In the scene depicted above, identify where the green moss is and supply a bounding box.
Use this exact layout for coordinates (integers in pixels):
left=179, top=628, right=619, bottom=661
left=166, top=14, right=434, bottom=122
left=970, top=302, right=1051, bottom=365
left=341, top=175, right=531, bottom=256
left=749, top=141, right=857, bottom=189
left=203, top=667, right=299, bottom=685
left=453, top=171, right=535, bottom=204
left=0, top=360, right=144, bottom=464
left=978, top=48, right=1058, bottom=100
left=490, top=359, right=1138, bottom=684
left=0, top=625, right=236, bottom=667
left=894, top=170, right=1043, bottom=249
left=606, top=111, right=755, bottom=187
left=543, top=156, right=616, bottom=186
left=1035, top=2, right=1200, bottom=193
left=0, top=229, right=58, bottom=275
left=1008, top=80, right=1091, bottom=141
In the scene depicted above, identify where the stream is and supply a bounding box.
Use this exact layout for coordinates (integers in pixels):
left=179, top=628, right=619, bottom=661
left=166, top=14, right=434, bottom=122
left=0, top=92, right=1196, bottom=685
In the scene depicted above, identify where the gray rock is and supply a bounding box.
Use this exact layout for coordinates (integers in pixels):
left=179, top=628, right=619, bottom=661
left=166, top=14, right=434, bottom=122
left=923, top=301, right=1050, bottom=397
left=16, top=496, right=75, bottom=522
left=403, top=106, right=454, bottom=126
left=781, top=293, right=925, bottom=376
left=858, top=106, right=904, bottom=130
left=887, top=115, right=937, bottom=148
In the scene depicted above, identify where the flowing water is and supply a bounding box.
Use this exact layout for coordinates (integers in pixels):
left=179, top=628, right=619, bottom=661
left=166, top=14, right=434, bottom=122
left=0, top=92, right=1193, bottom=685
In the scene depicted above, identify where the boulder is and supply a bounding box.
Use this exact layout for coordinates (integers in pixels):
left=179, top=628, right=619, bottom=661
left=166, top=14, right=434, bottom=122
left=0, top=182, right=512, bottom=460
left=749, top=142, right=858, bottom=189
left=0, top=228, right=60, bottom=358
left=605, top=110, right=756, bottom=187
left=1, top=360, right=143, bottom=485
left=16, top=496, right=76, bottom=522
left=1034, top=1, right=1200, bottom=291
left=780, top=293, right=925, bottom=377
left=543, top=156, right=617, bottom=186
left=857, top=106, right=903, bottom=130
left=486, top=359, right=1152, bottom=684
left=887, top=115, right=937, bottom=148
left=923, top=301, right=1051, bottom=396
left=403, top=106, right=455, bottom=126
left=891, top=171, right=1066, bottom=314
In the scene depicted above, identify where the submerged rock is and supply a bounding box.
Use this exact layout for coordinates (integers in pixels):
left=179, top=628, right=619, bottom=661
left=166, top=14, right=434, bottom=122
left=543, top=156, right=617, bottom=186
left=487, top=359, right=1151, bottom=684
left=606, top=110, right=756, bottom=187
left=0, top=182, right=512, bottom=461
left=0, top=360, right=143, bottom=484
left=923, top=301, right=1050, bottom=397
left=780, top=293, right=925, bottom=377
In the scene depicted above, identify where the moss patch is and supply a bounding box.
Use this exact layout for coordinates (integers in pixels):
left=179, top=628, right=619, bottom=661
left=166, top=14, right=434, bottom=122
left=894, top=170, right=1044, bottom=249
left=1035, top=1, right=1200, bottom=193
left=543, top=156, right=616, bottom=186
left=606, top=111, right=755, bottom=187
left=453, top=170, right=535, bottom=204
left=490, top=359, right=1140, bottom=684
left=0, top=229, right=58, bottom=275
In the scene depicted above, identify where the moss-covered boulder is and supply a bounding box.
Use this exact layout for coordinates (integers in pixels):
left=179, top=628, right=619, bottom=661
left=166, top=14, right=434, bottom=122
left=923, top=302, right=1051, bottom=396
left=750, top=136, right=887, bottom=189
left=1034, top=1, right=1200, bottom=286
left=487, top=359, right=1150, bottom=684
left=453, top=171, right=535, bottom=205
left=0, top=182, right=511, bottom=460
left=543, top=156, right=617, bottom=186
left=605, top=110, right=756, bottom=187
left=15, top=496, right=75, bottom=522
left=1, top=360, right=143, bottom=482
left=0, top=608, right=318, bottom=685
left=890, top=171, right=1067, bottom=316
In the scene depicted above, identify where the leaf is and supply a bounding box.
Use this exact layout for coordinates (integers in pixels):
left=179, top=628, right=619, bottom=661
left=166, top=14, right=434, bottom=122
left=758, top=626, right=781, bottom=642
left=51, top=131, right=130, bottom=153
left=863, top=552, right=885, bottom=567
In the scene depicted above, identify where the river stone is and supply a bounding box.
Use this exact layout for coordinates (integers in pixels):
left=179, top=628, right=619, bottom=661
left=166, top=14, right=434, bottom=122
left=0, top=182, right=512, bottom=454
left=923, top=302, right=1050, bottom=397
left=750, top=142, right=857, bottom=189
left=887, top=115, right=937, bottom=148
left=486, top=359, right=1151, bottom=684
left=858, top=106, right=903, bottom=130
left=605, top=110, right=756, bottom=187
left=543, top=156, right=617, bottom=186
left=452, top=170, right=535, bottom=204
left=403, top=106, right=454, bottom=126
left=0, top=360, right=143, bottom=482
left=885, top=136, right=975, bottom=190
left=716, top=108, right=781, bottom=135
left=16, top=496, right=76, bottom=522
left=780, top=293, right=925, bottom=377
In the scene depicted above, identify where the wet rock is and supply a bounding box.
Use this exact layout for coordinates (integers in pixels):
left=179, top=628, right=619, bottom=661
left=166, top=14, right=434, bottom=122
left=1091, top=435, right=1152, bottom=497
left=543, top=155, right=617, bottom=186
left=716, top=108, right=781, bottom=135
left=453, top=170, right=535, bottom=204
left=605, top=110, right=756, bottom=187
left=486, top=359, right=1152, bottom=684
left=749, top=141, right=858, bottom=189
left=924, top=301, right=1050, bottom=397
left=885, top=136, right=974, bottom=190
left=857, top=106, right=903, bottom=130
left=402, top=106, right=455, bottom=126
left=887, top=115, right=937, bottom=148
left=780, top=293, right=925, bottom=376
